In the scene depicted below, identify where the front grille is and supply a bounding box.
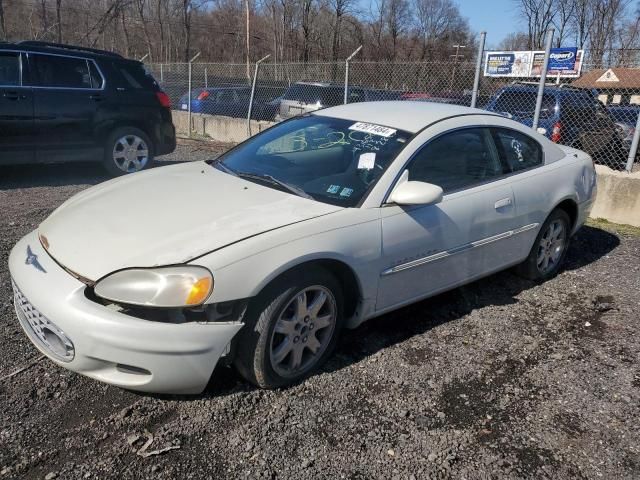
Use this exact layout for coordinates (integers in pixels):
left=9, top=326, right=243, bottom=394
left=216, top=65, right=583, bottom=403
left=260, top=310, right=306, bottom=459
left=12, top=280, right=75, bottom=362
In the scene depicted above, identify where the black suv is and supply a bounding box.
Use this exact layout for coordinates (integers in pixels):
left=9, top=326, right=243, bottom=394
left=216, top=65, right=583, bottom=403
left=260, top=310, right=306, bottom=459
left=0, top=41, right=176, bottom=175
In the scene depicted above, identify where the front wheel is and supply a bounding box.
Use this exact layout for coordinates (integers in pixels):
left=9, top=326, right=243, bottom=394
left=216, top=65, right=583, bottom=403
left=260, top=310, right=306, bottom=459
left=516, top=209, right=571, bottom=280
left=234, top=267, right=344, bottom=389
left=103, top=127, right=153, bottom=176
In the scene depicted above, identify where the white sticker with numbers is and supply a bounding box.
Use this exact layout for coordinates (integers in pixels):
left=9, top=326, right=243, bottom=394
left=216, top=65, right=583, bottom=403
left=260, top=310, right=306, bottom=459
left=349, top=122, right=397, bottom=137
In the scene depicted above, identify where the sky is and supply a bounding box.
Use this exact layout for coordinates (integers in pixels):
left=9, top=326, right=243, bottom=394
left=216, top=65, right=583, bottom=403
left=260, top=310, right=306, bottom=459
left=456, top=0, right=520, bottom=49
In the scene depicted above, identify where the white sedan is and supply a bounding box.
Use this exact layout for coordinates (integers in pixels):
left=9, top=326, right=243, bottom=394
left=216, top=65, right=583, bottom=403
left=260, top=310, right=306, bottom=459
left=9, top=102, right=596, bottom=394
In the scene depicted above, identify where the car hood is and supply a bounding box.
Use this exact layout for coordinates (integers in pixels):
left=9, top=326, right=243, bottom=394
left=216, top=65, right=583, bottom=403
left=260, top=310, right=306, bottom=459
left=39, top=162, right=342, bottom=281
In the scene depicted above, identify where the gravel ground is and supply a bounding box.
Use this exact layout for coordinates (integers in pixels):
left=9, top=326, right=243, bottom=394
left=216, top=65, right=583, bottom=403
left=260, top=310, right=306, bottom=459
left=1, top=142, right=639, bottom=479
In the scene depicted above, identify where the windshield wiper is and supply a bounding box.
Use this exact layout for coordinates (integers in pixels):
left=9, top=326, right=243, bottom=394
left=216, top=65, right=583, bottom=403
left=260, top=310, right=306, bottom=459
left=236, top=171, right=313, bottom=200
left=210, top=158, right=238, bottom=176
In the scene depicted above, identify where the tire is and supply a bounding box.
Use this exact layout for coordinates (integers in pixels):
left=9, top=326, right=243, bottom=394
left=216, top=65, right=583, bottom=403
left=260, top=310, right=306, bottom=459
left=516, top=209, right=571, bottom=281
left=103, top=127, right=154, bottom=176
left=234, top=267, right=344, bottom=389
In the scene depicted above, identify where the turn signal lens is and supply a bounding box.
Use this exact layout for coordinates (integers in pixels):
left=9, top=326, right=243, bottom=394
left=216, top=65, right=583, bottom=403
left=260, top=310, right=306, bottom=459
left=197, top=90, right=210, bottom=101
left=186, top=277, right=213, bottom=305
left=94, top=266, right=214, bottom=307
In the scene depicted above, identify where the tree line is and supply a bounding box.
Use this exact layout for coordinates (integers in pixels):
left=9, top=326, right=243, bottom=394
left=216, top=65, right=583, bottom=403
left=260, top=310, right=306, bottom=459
left=0, top=0, right=473, bottom=63
left=0, top=0, right=638, bottom=66
left=507, top=0, right=640, bottom=66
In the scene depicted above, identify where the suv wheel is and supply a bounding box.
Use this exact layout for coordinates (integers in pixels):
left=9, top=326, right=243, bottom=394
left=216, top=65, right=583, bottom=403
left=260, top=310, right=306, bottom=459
left=103, top=127, right=153, bottom=176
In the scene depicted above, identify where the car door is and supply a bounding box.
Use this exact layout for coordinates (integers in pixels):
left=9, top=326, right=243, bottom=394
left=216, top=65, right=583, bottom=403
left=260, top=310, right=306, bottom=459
left=27, top=52, right=104, bottom=163
left=0, top=51, right=35, bottom=164
left=376, top=127, right=522, bottom=311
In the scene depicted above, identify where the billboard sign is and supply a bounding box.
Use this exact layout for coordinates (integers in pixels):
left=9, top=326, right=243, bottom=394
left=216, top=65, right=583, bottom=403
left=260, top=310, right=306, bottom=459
left=531, top=49, right=584, bottom=78
left=484, top=51, right=532, bottom=77
left=548, top=47, right=578, bottom=70
left=485, top=48, right=583, bottom=78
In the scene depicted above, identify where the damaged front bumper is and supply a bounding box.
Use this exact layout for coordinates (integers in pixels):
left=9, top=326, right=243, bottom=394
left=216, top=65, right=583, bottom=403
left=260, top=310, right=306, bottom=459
left=8, top=230, right=243, bottom=394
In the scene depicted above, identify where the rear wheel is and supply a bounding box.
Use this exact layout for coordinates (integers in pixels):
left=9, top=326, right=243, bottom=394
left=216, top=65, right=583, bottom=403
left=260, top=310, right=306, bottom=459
left=516, top=209, right=571, bottom=281
left=103, top=127, right=153, bottom=176
left=234, top=267, right=344, bottom=389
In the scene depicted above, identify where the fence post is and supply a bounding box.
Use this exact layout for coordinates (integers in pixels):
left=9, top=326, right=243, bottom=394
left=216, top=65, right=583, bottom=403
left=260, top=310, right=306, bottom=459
left=344, top=45, right=363, bottom=104
left=471, top=31, right=486, bottom=108
left=187, top=52, right=201, bottom=138
left=626, top=114, right=640, bottom=172
left=532, top=28, right=554, bottom=131
left=247, top=54, right=271, bottom=137
left=160, top=63, right=164, bottom=83
left=205, top=67, right=208, bottom=88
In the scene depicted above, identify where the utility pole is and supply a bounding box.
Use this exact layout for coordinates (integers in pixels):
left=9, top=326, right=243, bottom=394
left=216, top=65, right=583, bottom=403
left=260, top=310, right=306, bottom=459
left=449, top=44, right=466, bottom=92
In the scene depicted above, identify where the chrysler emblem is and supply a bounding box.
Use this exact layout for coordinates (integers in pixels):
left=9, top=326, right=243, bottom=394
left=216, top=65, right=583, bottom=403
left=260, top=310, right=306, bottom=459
left=25, top=245, right=46, bottom=273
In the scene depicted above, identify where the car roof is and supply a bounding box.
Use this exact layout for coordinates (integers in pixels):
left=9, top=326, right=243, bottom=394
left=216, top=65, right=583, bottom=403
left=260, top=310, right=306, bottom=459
left=496, top=84, right=592, bottom=97
left=0, top=41, right=125, bottom=60
left=313, top=101, right=499, bottom=133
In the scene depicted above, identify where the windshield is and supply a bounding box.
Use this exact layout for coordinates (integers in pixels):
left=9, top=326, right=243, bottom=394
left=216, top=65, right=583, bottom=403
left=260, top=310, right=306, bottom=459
left=213, top=115, right=411, bottom=207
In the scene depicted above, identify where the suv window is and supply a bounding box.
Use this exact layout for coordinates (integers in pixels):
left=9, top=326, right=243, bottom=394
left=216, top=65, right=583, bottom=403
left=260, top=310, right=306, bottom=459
left=0, top=52, right=20, bottom=86
left=493, top=91, right=556, bottom=119
left=407, top=128, right=504, bottom=192
left=491, top=128, right=543, bottom=172
left=30, top=54, right=94, bottom=88
left=112, top=61, right=158, bottom=90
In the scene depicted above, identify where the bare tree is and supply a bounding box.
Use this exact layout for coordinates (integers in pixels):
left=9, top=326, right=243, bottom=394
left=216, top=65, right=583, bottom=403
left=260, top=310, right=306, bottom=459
left=0, top=0, right=6, bottom=41
left=589, top=0, right=629, bottom=66
left=553, top=0, right=575, bottom=47
left=56, top=0, right=63, bottom=42
left=571, top=0, right=595, bottom=48
left=512, top=0, right=556, bottom=49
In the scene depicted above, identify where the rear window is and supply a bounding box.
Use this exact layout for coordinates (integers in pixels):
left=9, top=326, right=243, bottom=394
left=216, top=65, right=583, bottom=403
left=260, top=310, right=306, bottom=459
left=113, top=61, right=158, bottom=90
left=283, top=84, right=343, bottom=106
left=0, top=52, right=19, bottom=86
left=492, top=128, right=543, bottom=171
left=493, top=91, right=556, bottom=119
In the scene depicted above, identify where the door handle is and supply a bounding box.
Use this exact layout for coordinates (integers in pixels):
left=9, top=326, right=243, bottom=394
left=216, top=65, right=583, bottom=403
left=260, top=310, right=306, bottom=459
left=494, top=197, right=513, bottom=209
left=3, top=92, right=24, bottom=100
left=89, top=94, right=104, bottom=102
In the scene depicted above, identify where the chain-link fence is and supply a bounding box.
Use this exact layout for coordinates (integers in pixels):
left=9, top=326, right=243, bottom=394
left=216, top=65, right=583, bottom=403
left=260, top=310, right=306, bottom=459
left=146, top=42, right=640, bottom=172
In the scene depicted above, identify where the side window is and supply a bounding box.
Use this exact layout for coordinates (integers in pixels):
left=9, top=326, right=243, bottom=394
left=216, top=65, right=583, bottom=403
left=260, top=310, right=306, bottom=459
left=217, top=90, right=235, bottom=103
left=236, top=89, right=250, bottom=101
left=407, top=128, right=504, bottom=192
left=0, top=52, right=20, bottom=86
left=88, top=61, right=104, bottom=89
left=30, top=54, right=92, bottom=88
left=492, top=128, right=542, bottom=172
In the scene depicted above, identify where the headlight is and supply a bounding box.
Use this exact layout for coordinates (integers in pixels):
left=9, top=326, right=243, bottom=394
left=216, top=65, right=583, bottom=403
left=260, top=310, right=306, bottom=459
left=94, top=266, right=213, bottom=307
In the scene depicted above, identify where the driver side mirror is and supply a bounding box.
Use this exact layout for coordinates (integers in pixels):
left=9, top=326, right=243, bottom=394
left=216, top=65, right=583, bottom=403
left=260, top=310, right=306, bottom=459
left=388, top=170, right=443, bottom=206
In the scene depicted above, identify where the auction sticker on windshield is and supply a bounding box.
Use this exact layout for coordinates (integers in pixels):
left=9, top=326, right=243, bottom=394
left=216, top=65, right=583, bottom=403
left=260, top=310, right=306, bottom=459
left=349, top=122, right=397, bottom=137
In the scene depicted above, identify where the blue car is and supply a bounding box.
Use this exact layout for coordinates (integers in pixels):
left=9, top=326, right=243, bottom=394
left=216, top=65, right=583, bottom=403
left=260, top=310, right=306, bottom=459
left=485, top=83, right=626, bottom=167
left=178, top=86, right=278, bottom=121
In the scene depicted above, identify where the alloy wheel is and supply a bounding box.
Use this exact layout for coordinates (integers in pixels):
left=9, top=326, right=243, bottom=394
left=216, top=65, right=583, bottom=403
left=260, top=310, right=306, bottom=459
left=113, top=135, right=149, bottom=173
left=269, top=286, right=337, bottom=378
left=536, top=219, right=567, bottom=275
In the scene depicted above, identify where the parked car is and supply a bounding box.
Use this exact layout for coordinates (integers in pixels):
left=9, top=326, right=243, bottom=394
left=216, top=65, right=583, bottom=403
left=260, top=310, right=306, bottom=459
left=485, top=83, right=626, bottom=168
left=178, top=86, right=277, bottom=121
left=9, top=101, right=596, bottom=394
left=0, top=41, right=176, bottom=175
left=608, top=104, right=639, bottom=151
left=275, top=82, right=400, bottom=120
